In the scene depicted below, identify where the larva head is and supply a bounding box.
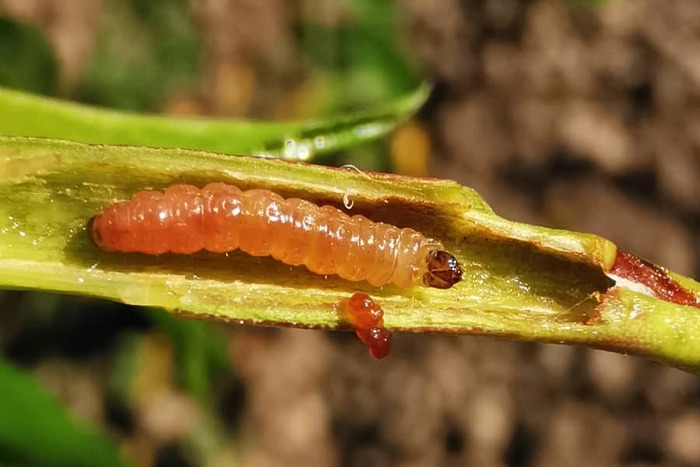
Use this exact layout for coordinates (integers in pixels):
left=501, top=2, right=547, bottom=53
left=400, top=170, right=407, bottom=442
left=87, top=215, right=103, bottom=247
left=423, top=250, right=463, bottom=289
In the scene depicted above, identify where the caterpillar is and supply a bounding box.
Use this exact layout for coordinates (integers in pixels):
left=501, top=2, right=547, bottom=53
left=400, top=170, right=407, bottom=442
left=340, top=292, right=392, bottom=359
left=88, top=183, right=463, bottom=289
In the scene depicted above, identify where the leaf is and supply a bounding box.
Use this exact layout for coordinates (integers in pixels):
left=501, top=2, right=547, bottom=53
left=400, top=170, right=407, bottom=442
left=0, top=356, right=132, bottom=467
left=0, top=136, right=699, bottom=371
left=0, top=83, right=430, bottom=159
left=76, top=0, right=199, bottom=111
left=0, top=18, right=58, bottom=95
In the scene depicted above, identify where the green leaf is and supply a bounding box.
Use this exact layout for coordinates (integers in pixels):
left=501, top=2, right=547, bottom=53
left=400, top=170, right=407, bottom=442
left=0, top=83, right=429, bottom=159
left=0, top=356, right=131, bottom=467
left=0, top=18, right=58, bottom=95
left=300, top=0, right=419, bottom=108
left=0, top=136, right=699, bottom=371
left=76, top=0, right=198, bottom=111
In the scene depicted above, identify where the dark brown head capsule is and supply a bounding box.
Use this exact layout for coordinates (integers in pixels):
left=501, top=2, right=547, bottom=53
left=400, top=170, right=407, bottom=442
left=423, top=250, right=463, bottom=289
left=86, top=216, right=101, bottom=246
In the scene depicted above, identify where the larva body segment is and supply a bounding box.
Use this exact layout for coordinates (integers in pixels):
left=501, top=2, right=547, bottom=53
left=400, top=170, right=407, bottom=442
left=90, top=183, right=463, bottom=289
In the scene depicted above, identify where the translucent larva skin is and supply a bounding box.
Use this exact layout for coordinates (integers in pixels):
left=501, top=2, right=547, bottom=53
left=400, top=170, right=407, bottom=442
left=90, top=183, right=445, bottom=289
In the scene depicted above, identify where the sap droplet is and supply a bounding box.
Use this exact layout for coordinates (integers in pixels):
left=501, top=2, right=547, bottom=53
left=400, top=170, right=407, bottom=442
left=343, top=190, right=355, bottom=210
left=283, top=139, right=297, bottom=159
left=296, top=142, right=312, bottom=161
left=355, top=123, right=382, bottom=138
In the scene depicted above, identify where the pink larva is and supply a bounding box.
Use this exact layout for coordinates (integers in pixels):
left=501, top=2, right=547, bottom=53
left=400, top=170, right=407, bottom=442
left=89, top=183, right=463, bottom=289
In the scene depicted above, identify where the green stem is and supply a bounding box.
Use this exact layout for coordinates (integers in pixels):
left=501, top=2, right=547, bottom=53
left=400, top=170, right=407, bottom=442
left=0, top=136, right=699, bottom=371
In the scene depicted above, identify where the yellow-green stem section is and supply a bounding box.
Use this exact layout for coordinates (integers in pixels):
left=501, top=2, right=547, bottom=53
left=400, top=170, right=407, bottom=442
left=1, top=137, right=699, bottom=371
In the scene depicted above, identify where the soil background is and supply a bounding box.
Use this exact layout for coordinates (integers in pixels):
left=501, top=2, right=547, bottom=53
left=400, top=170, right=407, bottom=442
left=1, top=0, right=700, bottom=466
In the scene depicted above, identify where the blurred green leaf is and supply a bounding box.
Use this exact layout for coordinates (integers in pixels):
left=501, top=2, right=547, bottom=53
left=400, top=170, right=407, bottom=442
left=76, top=0, right=198, bottom=111
left=300, top=0, right=419, bottom=111
left=0, top=356, right=132, bottom=467
left=0, top=17, right=57, bottom=95
left=345, top=0, right=420, bottom=96
left=0, top=83, right=429, bottom=159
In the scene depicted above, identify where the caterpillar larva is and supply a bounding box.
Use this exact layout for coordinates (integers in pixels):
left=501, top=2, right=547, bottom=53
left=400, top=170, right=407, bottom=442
left=340, top=292, right=391, bottom=359
left=89, top=183, right=463, bottom=289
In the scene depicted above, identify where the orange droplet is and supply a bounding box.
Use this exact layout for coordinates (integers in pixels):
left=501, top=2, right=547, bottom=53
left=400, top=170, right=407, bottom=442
left=343, top=292, right=392, bottom=360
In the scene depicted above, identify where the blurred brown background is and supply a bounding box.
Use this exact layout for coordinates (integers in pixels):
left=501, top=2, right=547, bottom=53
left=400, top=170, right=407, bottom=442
left=0, top=0, right=699, bottom=466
